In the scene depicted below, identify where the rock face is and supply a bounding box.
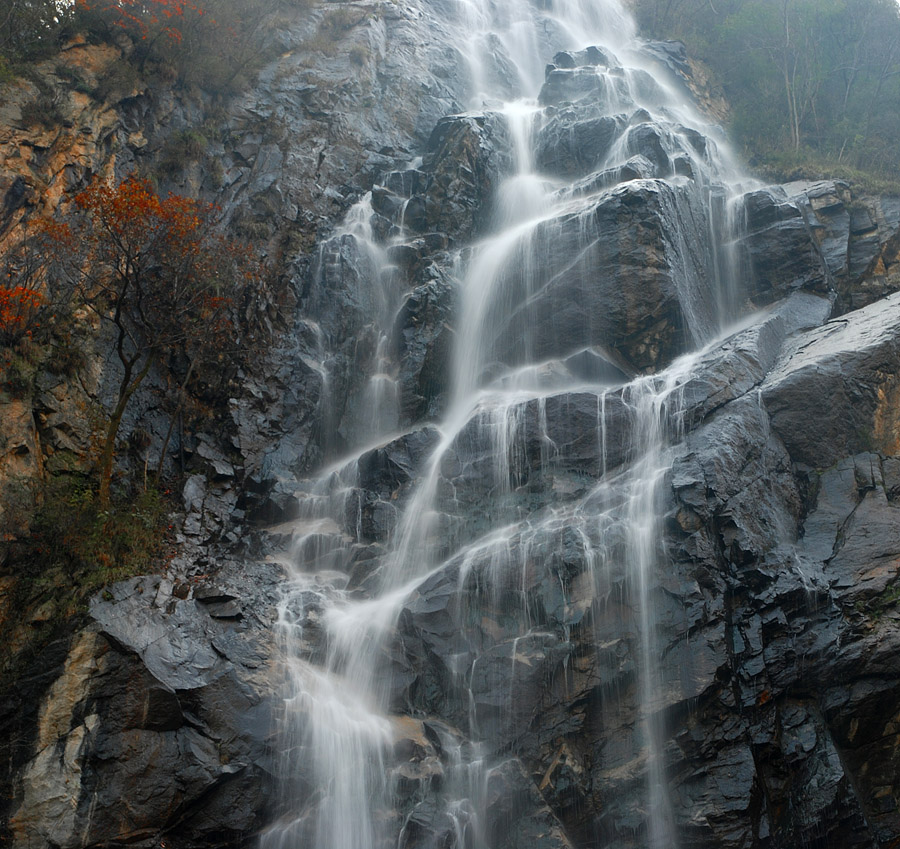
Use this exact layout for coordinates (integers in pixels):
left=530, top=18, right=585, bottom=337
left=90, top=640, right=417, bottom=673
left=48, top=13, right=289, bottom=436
left=0, top=399, right=43, bottom=539
left=483, top=178, right=719, bottom=373
left=6, top=568, right=282, bottom=849
left=736, top=179, right=900, bottom=316
left=382, top=294, right=900, bottom=849
left=5, top=2, right=900, bottom=849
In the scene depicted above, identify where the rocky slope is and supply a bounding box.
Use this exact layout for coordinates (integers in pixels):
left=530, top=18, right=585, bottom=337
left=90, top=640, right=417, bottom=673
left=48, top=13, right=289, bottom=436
left=0, top=2, right=472, bottom=844
left=3, top=3, right=900, bottom=849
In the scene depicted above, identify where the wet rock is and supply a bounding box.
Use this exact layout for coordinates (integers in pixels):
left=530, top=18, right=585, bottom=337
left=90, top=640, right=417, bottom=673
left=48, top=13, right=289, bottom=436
left=641, top=40, right=691, bottom=80
left=551, top=47, right=612, bottom=69
left=621, top=122, right=672, bottom=176
left=307, top=233, right=382, bottom=346
left=402, top=113, right=512, bottom=241
left=540, top=62, right=665, bottom=110
left=535, top=113, right=624, bottom=178
left=387, top=234, right=451, bottom=280
left=435, top=390, right=630, bottom=529
left=539, top=67, right=609, bottom=107
left=482, top=179, right=719, bottom=374
left=233, top=338, right=326, bottom=520
left=565, top=154, right=655, bottom=197
left=484, top=759, right=574, bottom=849
left=470, top=633, right=566, bottom=746
left=841, top=195, right=900, bottom=312
left=680, top=312, right=788, bottom=420
left=738, top=186, right=830, bottom=302
left=563, top=347, right=632, bottom=383
left=398, top=798, right=458, bottom=849
left=358, top=427, right=443, bottom=499
left=674, top=392, right=803, bottom=562
left=394, top=274, right=457, bottom=423
left=786, top=180, right=852, bottom=284
left=225, top=0, right=467, bottom=233
left=762, top=291, right=900, bottom=468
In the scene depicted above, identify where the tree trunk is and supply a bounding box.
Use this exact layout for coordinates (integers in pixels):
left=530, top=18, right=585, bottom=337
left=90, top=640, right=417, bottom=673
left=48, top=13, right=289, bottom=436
left=97, top=355, right=156, bottom=507
left=781, top=0, right=801, bottom=151
left=155, top=359, right=195, bottom=482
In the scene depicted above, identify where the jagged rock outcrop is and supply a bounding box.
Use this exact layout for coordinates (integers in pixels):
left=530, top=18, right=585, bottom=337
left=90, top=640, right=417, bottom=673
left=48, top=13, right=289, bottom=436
left=401, top=113, right=512, bottom=241
left=6, top=567, right=281, bottom=848
left=484, top=178, right=719, bottom=373
left=737, top=179, right=900, bottom=316
left=383, top=293, right=900, bottom=849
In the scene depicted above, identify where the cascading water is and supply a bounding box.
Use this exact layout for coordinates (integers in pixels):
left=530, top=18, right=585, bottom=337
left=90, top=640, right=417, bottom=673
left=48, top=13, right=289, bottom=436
left=261, top=1, right=754, bottom=847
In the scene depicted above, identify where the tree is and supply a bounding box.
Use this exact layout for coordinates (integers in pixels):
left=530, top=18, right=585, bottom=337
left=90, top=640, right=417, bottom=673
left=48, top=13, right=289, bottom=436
left=1, top=236, right=46, bottom=348
left=47, top=177, right=256, bottom=505
left=0, top=0, right=73, bottom=66
left=628, top=0, right=900, bottom=180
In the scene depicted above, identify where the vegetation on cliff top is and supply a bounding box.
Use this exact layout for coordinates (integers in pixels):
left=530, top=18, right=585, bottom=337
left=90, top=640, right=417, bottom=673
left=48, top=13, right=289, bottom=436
left=629, top=0, right=900, bottom=191
left=0, top=0, right=316, bottom=90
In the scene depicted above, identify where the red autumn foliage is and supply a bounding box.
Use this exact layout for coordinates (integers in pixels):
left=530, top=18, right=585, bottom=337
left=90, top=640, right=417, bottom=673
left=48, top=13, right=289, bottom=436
left=0, top=220, right=64, bottom=349
left=44, top=176, right=258, bottom=504
left=68, top=177, right=255, bottom=348
left=74, top=0, right=209, bottom=43
left=0, top=286, right=44, bottom=348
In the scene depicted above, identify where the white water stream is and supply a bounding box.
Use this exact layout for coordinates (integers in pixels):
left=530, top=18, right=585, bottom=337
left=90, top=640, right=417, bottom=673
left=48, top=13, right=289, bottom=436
left=261, top=1, right=751, bottom=847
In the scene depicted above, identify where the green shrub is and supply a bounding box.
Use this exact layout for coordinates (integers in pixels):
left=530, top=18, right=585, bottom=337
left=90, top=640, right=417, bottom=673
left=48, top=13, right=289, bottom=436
left=0, top=55, right=15, bottom=85
left=348, top=43, right=369, bottom=66
left=0, top=477, right=174, bottom=680
left=0, top=347, right=38, bottom=399
left=23, top=477, right=174, bottom=608
left=45, top=339, right=88, bottom=377
left=207, top=158, right=225, bottom=189
left=93, top=60, right=142, bottom=102
left=18, top=85, right=64, bottom=130
left=157, top=128, right=209, bottom=178
left=54, top=62, right=94, bottom=96
left=320, top=6, right=359, bottom=34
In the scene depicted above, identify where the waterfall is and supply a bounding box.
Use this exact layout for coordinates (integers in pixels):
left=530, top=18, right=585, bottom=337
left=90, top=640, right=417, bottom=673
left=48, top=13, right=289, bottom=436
left=260, top=1, right=753, bottom=847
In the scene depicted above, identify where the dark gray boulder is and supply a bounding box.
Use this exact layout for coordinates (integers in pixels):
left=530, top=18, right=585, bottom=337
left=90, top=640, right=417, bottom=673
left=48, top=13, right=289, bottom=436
left=307, top=233, right=382, bottom=346
left=737, top=186, right=830, bottom=302
left=538, top=65, right=665, bottom=110
left=535, top=113, right=624, bottom=178
left=394, top=274, right=457, bottom=423
left=762, top=290, right=900, bottom=468
left=402, top=113, right=512, bottom=242
left=484, top=179, right=718, bottom=374
left=789, top=181, right=852, bottom=283
left=484, top=759, right=574, bottom=849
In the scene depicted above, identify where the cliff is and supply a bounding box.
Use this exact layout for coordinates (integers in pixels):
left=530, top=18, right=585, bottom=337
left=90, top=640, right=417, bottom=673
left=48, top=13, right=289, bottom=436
left=2, top=2, right=900, bottom=848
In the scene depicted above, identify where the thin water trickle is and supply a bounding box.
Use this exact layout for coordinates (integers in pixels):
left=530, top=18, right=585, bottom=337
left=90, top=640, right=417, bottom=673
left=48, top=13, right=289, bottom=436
left=262, top=1, right=756, bottom=847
